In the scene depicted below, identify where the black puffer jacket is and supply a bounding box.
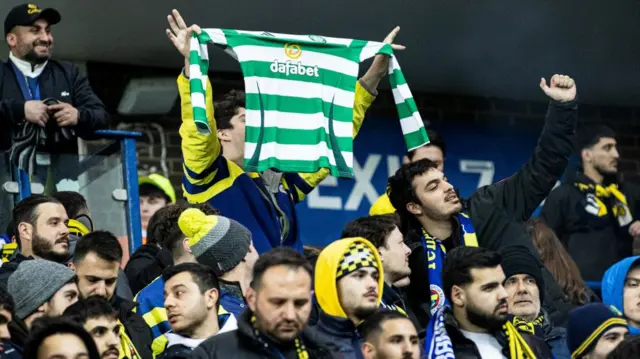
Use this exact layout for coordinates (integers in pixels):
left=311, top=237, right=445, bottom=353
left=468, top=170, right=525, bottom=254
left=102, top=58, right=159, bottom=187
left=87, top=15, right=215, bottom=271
left=192, top=310, right=333, bottom=359
left=405, top=100, right=578, bottom=328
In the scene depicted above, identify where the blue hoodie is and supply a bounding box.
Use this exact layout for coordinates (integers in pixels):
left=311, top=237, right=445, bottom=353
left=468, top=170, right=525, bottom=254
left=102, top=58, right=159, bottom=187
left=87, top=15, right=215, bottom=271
left=602, top=255, right=640, bottom=336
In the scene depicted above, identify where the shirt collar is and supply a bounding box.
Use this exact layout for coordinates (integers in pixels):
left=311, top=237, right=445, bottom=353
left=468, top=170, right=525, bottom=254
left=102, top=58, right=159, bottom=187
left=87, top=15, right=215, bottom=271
left=9, top=51, right=47, bottom=78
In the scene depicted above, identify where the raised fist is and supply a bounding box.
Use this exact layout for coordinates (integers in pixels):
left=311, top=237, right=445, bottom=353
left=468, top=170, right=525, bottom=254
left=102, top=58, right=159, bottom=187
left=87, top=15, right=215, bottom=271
left=539, top=74, right=576, bottom=103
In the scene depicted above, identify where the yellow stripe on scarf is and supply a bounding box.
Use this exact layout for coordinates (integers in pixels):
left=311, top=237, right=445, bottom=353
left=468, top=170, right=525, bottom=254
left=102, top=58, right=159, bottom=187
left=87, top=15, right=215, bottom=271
left=503, top=320, right=537, bottom=359
left=575, top=183, right=630, bottom=217
left=118, top=320, right=140, bottom=359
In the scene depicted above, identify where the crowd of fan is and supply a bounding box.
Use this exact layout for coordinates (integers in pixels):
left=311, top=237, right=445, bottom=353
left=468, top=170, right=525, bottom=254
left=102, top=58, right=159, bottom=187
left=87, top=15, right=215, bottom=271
left=3, top=3, right=640, bottom=359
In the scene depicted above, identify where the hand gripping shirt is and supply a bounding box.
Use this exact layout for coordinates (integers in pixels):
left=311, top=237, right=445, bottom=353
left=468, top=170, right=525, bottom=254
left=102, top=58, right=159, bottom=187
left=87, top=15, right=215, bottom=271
left=188, top=29, right=429, bottom=178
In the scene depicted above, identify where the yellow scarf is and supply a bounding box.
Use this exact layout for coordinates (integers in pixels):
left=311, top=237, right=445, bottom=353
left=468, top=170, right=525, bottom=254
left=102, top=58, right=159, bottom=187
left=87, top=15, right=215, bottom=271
left=503, top=320, right=537, bottom=359
left=118, top=320, right=140, bottom=359
left=575, top=183, right=632, bottom=226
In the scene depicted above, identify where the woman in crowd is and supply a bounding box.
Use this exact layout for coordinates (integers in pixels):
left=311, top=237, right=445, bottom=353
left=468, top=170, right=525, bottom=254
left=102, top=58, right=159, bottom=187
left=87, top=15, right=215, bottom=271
left=527, top=218, right=600, bottom=306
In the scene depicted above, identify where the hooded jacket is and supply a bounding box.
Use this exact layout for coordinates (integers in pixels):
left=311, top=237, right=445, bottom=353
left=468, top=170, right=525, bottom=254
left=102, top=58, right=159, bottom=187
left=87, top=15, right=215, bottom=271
left=312, top=237, right=384, bottom=359
left=602, top=255, right=640, bottom=336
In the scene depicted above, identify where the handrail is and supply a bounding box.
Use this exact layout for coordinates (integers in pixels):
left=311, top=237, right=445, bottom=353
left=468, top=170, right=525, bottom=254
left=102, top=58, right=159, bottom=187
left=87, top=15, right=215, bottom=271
left=94, top=130, right=143, bottom=138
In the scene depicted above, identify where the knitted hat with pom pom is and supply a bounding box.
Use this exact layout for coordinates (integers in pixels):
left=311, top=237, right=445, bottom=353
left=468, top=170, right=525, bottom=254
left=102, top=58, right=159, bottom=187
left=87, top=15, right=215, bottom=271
left=178, top=208, right=252, bottom=276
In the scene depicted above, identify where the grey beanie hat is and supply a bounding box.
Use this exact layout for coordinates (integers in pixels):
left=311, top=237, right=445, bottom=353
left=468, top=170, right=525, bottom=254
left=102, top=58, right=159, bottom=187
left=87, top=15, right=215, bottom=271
left=179, top=209, right=252, bottom=276
left=8, top=259, right=76, bottom=320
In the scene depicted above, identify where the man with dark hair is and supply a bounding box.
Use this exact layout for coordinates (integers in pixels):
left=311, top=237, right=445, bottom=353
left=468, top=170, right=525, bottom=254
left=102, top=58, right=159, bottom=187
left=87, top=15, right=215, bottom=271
left=541, top=125, right=640, bottom=282
left=0, top=194, right=69, bottom=287
left=388, top=75, right=578, bottom=328
left=0, top=3, right=109, bottom=177
left=23, top=317, right=100, bottom=359
left=126, top=203, right=182, bottom=293
left=370, top=128, right=447, bottom=216
left=138, top=174, right=176, bottom=241
left=51, top=191, right=90, bottom=219
left=426, top=247, right=550, bottom=358
left=192, top=247, right=331, bottom=359
left=63, top=297, right=122, bottom=359
left=158, top=263, right=237, bottom=359
left=177, top=208, right=258, bottom=317
left=361, top=311, right=420, bottom=359
left=167, top=10, right=403, bottom=254
left=126, top=202, right=219, bottom=294
left=313, top=237, right=384, bottom=359
left=133, top=205, right=221, bottom=356
left=341, top=215, right=414, bottom=321
left=50, top=191, right=93, bottom=255
left=8, top=260, right=78, bottom=329
left=124, top=204, right=186, bottom=294
left=501, top=245, right=568, bottom=359
left=51, top=191, right=132, bottom=301
left=71, top=231, right=153, bottom=359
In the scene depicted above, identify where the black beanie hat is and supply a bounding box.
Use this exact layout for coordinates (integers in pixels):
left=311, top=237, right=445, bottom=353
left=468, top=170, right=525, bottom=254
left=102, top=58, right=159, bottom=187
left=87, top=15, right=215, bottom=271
left=500, top=245, right=545, bottom=303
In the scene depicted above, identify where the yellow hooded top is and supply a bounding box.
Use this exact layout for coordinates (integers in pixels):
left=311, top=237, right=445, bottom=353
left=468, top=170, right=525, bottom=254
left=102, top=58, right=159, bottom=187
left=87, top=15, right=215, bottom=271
left=369, top=193, right=396, bottom=216
left=314, top=237, right=384, bottom=319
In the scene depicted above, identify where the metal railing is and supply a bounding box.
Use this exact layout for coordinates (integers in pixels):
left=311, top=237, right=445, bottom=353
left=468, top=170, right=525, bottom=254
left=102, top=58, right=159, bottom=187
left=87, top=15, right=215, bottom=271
left=2, top=130, right=143, bottom=255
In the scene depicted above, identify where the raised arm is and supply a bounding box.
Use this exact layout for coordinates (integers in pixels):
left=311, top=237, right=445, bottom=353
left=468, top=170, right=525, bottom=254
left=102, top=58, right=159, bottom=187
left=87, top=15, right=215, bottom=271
left=167, top=10, right=223, bottom=197
left=479, top=75, right=578, bottom=220
left=539, top=186, right=568, bottom=239
left=287, top=27, right=405, bottom=202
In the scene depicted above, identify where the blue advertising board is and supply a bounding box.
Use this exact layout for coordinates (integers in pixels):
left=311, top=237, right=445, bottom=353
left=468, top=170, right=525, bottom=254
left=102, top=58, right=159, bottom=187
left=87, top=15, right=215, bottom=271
left=296, top=116, right=551, bottom=247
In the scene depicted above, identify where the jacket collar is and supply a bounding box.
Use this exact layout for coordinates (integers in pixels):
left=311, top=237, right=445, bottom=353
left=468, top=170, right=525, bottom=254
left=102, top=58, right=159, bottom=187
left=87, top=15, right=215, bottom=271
left=219, top=279, right=244, bottom=300
left=237, top=309, right=302, bottom=353
left=381, top=283, right=405, bottom=310
left=571, top=171, right=620, bottom=187
left=9, top=52, right=47, bottom=78
left=443, top=308, right=510, bottom=357
left=540, top=310, right=556, bottom=337
left=409, top=215, right=463, bottom=247
left=165, top=313, right=238, bottom=349
left=165, top=333, right=205, bottom=350
left=316, top=309, right=359, bottom=338
left=111, top=295, right=137, bottom=314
